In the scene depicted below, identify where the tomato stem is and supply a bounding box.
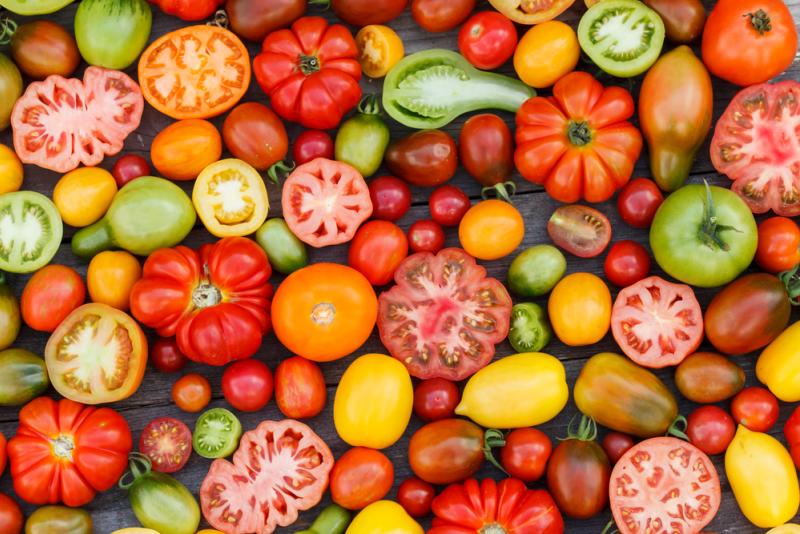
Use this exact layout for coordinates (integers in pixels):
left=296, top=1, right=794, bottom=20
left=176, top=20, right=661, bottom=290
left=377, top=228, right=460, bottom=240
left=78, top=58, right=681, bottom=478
left=0, top=17, right=17, bottom=46
left=308, top=0, right=331, bottom=9
left=51, top=435, right=75, bottom=460
left=567, top=120, right=593, bottom=147
left=601, top=520, right=619, bottom=534
left=299, top=54, right=322, bottom=76
left=481, top=181, right=517, bottom=203
left=357, top=93, right=382, bottom=116
left=563, top=414, right=598, bottom=442
left=667, top=415, right=689, bottom=441
left=745, top=9, right=772, bottom=35
left=482, top=429, right=509, bottom=474
left=205, top=9, right=229, bottom=29
left=267, top=160, right=295, bottom=184
left=698, top=180, right=740, bottom=252
left=119, top=452, right=152, bottom=490
left=192, top=282, right=222, bottom=308
left=779, top=265, right=800, bottom=305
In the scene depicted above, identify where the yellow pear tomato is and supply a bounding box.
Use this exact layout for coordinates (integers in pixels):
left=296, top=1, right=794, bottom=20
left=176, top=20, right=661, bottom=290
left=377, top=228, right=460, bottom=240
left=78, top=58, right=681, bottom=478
left=87, top=250, right=142, bottom=310
left=756, top=321, right=800, bottom=402
left=458, top=199, right=524, bottom=260
left=346, top=501, right=423, bottom=534
left=53, top=166, right=118, bottom=227
left=548, top=272, right=611, bottom=346
left=0, top=143, right=22, bottom=193
left=356, top=25, right=404, bottom=78
left=513, top=21, right=580, bottom=88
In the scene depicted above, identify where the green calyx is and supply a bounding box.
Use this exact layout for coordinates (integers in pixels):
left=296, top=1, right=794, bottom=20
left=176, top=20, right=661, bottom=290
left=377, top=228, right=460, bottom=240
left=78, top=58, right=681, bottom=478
left=563, top=414, right=597, bottom=442
left=357, top=93, right=382, bottom=116
left=267, top=160, right=295, bottom=184
left=0, top=17, right=17, bottom=45
left=780, top=266, right=800, bottom=305
left=481, top=181, right=517, bottom=203
left=667, top=415, right=689, bottom=441
left=299, top=54, right=321, bottom=76
left=482, top=429, right=509, bottom=474
left=118, top=452, right=153, bottom=490
left=567, top=120, right=593, bottom=147
left=698, top=180, right=740, bottom=252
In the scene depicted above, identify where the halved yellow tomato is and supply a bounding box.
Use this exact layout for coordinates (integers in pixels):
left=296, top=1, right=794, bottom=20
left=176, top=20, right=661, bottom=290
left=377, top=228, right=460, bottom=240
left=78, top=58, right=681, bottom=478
left=356, top=25, right=404, bottom=78
left=53, top=167, right=118, bottom=227
left=0, top=143, right=22, bottom=194
left=489, top=0, right=576, bottom=24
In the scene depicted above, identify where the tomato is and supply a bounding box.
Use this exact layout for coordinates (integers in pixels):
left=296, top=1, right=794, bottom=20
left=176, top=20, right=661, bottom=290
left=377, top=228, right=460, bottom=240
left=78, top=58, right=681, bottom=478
left=408, top=220, right=445, bottom=254
left=687, top=406, right=735, bottom=456
left=411, top=0, right=474, bottom=32
left=112, top=155, right=150, bottom=188
left=0, top=144, right=22, bottom=194
left=201, top=419, right=333, bottom=532
left=458, top=11, right=517, bottom=70
left=0, top=191, right=62, bottom=274
left=24, top=505, right=93, bottom=534
left=604, top=241, right=651, bottom=287
left=397, top=477, right=435, bottom=518
left=221, top=359, right=273, bottom=412
left=139, top=25, right=250, bottom=119
left=171, top=374, right=211, bottom=413
left=732, top=387, right=779, bottom=433
left=507, top=245, right=566, bottom=297
left=9, top=20, right=79, bottom=79
left=507, top=302, right=552, bottom=353
left=337, top=97, right=391, bottom=178
left=0, top=53, right=21, bottom=132
left=459, top=199, right=524, bottom=260
left=255, top=218, right=308, bottom=275
left=356, top=25, right=404, bottom=78
left=616, top=177, right=664, bottom=228
left=487, top=0, right=574, bottom=24
left=786, top=408, right=800, bottom=468
left=0, top=493, right=22, bottom=534
left=642, top=0, right=706, bottom=44
left=21, top=265, right=85, bottom=333
left=513, top=21, right=579, bottom=89
left=11, top=67, right=142, bottom=173
left=429, top=184, right=470, bottom=227
left=222, top=102, right=288, bottom=172
left=378, top=248, right=512, bottom=380
left=0, top=0, right=73, bottom=14
left=274, top=356, right=326, bottom=419
left=53, top=167, right=117, bottom=228
left=459, top=114, right=513, bottom=187
left=330, top=0, right=407, bottom=25
left=0, top=349, right=48, bottom=407
left=273, top=264, right=377, bottom=362
left=408, top=419, right=485, bottom=484
left=8, top=396, right=132, bottom=506
left=413, top=378, right=460, bottom=422
left=74, top=0, right=152, bottom=70
left=675, top=352, right=745, bottom=404
left=758, top=322, right=800, bottom=402
left=499, top=428, right=551, bottom=482
left=331, top=447, right=394, bottom=510
left=758, top=217, right=800, bottom=273
left=150, top=119, right=222, bottom=181
left=87, top=250, right=141, bottom=311
left=150, top=337, right=187, bottom=374
left=369, top=176, right=411, bottom=222
left=0, top=432, right=5, bottom=477
left=139, top=417, right=192, bottom=473
left=547, top=205, right=611, bottom=258
left=702, top=0, right=797, bottom=86
left=293, top=130, right=334, bottom=165
left=549, top=273, right=611, bottom=346
left=386, top=130, right=458, bottom=187
left=348, top=501, right=422, bottom=534
left=192, top=408, right=242, bottom=459
left=226, top=0, right=305, bottom=41
left=150, top=0, right=224, bottom=20
left=601, top=432, right=634, bottom=464
left=0, top=274, right=20, bottom=351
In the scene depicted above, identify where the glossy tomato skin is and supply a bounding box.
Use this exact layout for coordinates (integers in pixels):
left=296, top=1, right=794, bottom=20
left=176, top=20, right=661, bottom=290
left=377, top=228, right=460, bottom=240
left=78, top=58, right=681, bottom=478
left=355, top=25, right=404, bottom=78
left=500, top=427, right=551, bottom=482
left=331, top=0, right=408, bottom=25
left=348, top=221, right=408, bottom=286
left=547, top=438, right=610, bottom=519
left=604, top=240, right=651, bottom=287
left=226, top=0, right=306, bottom=42
left=548, top=205, right=611, bottom=258
left=0, top=492, right=22, bottom=534
left=330, top=447, right=394, bottom=510
left=757, top=217, right=800, bottom=273
left=222, top=359, right=273, bottom=412
left=0, top=432, right=6, bottom=477
left=172, top=374, right=211, bottom=413
left=274, top=356, right=326, bottom=419
left=413, top=378, right=460, bottom=422
left=458, top=11, right=517, bottom=70
left=411, top=0, right=475, bottom=33
left=151, top=119, right=222, bottom=181
left=642, top=0, right=706, bottom=43
left=151, top=337, right=188, bottom=373
left=429, top=185, right=470, bottom=227
left=459, top=199, right=524, bottom=260
left=369, top=176, right=411, bottom=222
left=616, top=178, right=663, bottom=228
left=397, top=477, right=435, bottom=518
left=459, top=114, right=513, bottom=187
left=223, top=102, right=288, bottom=171
left=10, top=20, right=79, bottom=80
left=293, top=130, right=334, bottom=165
left=21, top=265, right=85, bottom=333
left=675, top=352, right=745, bottom=404
left=112, top=155, right=150, bottom=188
left=513, top=21, right=579, bottom=89
left=601, top=432, right=634, bottom=464
left=408, top=418, right=485, bottom=485
left=407, top=220, right=445, bottom=254
left=385, top=130, right=458, bottom=187
left=86, top=250, right=141, bottom=311
left=549, top=273, right=611, bottom=346
left=732, top=387, right=780, bottom=432
left=150, top=0, right=224, bottom=20
left=687, top=406, right=735, bottom=455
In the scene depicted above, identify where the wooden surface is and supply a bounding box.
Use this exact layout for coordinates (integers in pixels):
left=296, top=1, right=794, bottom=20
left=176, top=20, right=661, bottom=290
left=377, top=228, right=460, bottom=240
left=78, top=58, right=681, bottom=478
left=1, top=0, right=799, bottom=532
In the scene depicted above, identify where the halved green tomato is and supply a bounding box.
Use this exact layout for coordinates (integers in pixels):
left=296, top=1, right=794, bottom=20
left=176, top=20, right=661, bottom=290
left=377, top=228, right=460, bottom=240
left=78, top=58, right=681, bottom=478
left=0, top=0, right=73, bottom=14
left=192, top=158, right=269, bottom=238
left=488, top=0, right=576, bottom=24
left=0, top=191, right=63, bottom=273
left=45, top=303, right=147, bottom=404
left=578, top=0, right=665, bottom=77
left=508, top=302, right=553, bottom=353
left=193, top=407, right=242, bottom=459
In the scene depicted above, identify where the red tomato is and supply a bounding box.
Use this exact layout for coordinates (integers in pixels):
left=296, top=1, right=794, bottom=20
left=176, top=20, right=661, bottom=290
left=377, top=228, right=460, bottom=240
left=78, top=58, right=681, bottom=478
left=385, top=130, right=458, bottom=187
left=9, top=20, right=79, bottom=80
left=499, top=427, right=551, bottom=483
left=226, top=0, right=306, bottom=42
left=411, top=0, right=475, bottom=32
left=687, top=406, right=735, bottom=456
left=0, top=493, right=22, bottom=534
left=330, top=447, right=394, bottom=510
left=21, top=264, right=85, bottom=333
left=547, top=433, right=610, bottom=519
left=757, top=217, right=800, bottom=273
left=458, top=11, right=518, bottom=70
left=348, top=221, right=408, bottom=286
left=731, top=387, right=779, bottom=432
left=149, top=0, right=224, bottom=20
left=413, top=378, right=460, bottom=422
left=151, top=337, right=188, bottom=373
left=293, top=130, right=334, bottom=165
left=547, top=205, right=612, bottom=258
left=330, top=0, right=408, bottom=26
left=397, top=477, right=435, bottom=518
left=611, top=276, right=703, bottom=368
left=459, top=114, right=513, bottom=187
left=0, top=433, right=6, bottom=478
left=408, top=220, right=445, bottom=254
left=616, top=178, right=664, bottom=229
left=222, top=359, right=274, bottom=412
left=172, top=374, right=212, bottom=413
left=139, top=417, right=193, bottom=473
left=429, top=185, right=470, bottom=227
left=223, top=102, right=288, bottom=171
left=112, top=154, right=151, bottom=188
left=785, top=406, right=800, bottom=468
left=601, top=432, right=634, bottom=465
left=369, top=176, right=411, bottom=222
left=604, top=240, right=651, bottom=287
left=274, top=356, right=327, bottom=419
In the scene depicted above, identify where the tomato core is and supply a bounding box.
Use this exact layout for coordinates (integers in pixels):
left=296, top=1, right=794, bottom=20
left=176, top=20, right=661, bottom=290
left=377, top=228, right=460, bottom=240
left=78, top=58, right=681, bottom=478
left=311, top=302, right=336, bottom=325
left=299, top=55, right=321, bottom=75
left=52, top=435, right=74, bottom=460
left=747, top=9, right=772, bottom=34
left=192, top=283, right=222, bottom=308
left=480, top=524, right=507, bottom=534
left=567, top=121, right=592, bottom=147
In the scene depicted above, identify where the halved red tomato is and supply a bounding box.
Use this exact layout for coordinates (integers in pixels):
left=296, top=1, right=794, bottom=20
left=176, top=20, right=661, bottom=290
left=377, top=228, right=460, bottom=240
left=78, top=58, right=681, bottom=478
left=610, top=437, right=720, bottom=534
left=710, top=81, right=800, bottom=216
left=547, top=205, right=612, bottom=258
left=45, top=303, right=148, bottom=404
left=139, top=417, right=192, bottom=474
left=11, top=67, right=143, bottom=173
left=282, top=158, right=373, bottom=248
left=377, top=248, right=512, bottom=381
left=611, top=276, right=703, bottom=369
left=200, top=419, right=334, bottom=533
left=488, top=0, right=575, bottom=24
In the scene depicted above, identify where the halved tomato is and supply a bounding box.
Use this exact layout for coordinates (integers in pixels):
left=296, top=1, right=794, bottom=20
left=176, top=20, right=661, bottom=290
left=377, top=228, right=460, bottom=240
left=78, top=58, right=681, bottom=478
left=356, top=25, right=404, bottom=78
left=611, top=276, right=703, bottom=368
left=45, top=303, right=147, bottom=404
left=138, top=25, right=251, bottom=120
left=547, top=205, right=612, bottom=258
left=710, top=81, right=800, bottom=216
left=139, top=417, right=192, bottom=474
left=377, top=248, right=512, bottom=381
left=488, top=0, right=575, bottom=24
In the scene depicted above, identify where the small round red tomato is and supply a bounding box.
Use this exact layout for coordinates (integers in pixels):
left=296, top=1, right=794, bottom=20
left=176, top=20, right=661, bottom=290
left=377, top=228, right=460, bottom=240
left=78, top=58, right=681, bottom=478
left=411, top=0, right=475, bottom=32
left=223, top=102, right=288, bottom=171
left=111, top=154, right=151, bottom=188
left=397, top=477, right=435, bottom=518
left=413, top=378, right=460, bottom=422
left=458, top=11, right=518, bottom=70
left=330, top=447, right=394, bottom=510
left=0, top=492, right=22, bottom=534
left=293, top=130, right=334, bottom=165
left=348, top=221, right=408, bottom=286
left=151, top=337, right=188, bottom=373
left=756, top=217, right=800, bottom=273
left=139, top=417, right=192, bottom=473
left=547, top=205, right=611, bottom=258
left=369, top=176, right=411, bottom=222
left=429, top=185, right=470, bottom=227
left=604, top=240, right=651, bottom=287
left=408, top=220, right=445, bottom=253
left=459, top=114, right=513, bottom=187
left=601, top=432, right=634, bottom=464
left=274, top=356, right=327, bottom=419
left=222, top=359, right=273, bottom=412
left=616, top=178, right=664, bottom=229
left=172, top=373, right=212, bottom=413
left=0, top=433, right=6, bottom=478
left=687, top=406, right=735, bottom=456
left=21, top=264, right=86, bottom=333
left=499, top=427, right=551, bottom=483
left=731, top=386, right=780, bottom=432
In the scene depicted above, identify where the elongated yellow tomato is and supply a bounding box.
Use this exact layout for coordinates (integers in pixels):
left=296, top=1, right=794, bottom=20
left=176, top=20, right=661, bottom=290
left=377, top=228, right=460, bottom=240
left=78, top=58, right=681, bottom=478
left=548, top=272, right=611, bottom=346
left=53, top=167, right=118, bottom=227
left=356, top=25, right=404, bottom=78
left=334, top=354, right=413, bottom=449
left=769, top=526, right=800, bottom=534
left=726, top=425, right=799, bottom=528
left=756, top=321, right=800, bottom=402
left=513, top=21, right=580, bottom=88
left=346, top=501, right=423, bottom=534
left=455, top=352, right=568, bottom=428
left=459, top=199, right=524, bottom=260
left=0, top=143, right=22, bottom=193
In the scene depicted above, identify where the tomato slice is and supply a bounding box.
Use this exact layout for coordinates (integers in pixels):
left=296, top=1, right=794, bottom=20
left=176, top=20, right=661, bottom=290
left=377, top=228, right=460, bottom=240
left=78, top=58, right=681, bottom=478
left=282, top=158, right=373, bottom=248
left=138, top=25, right=251, bottom=120
left=356, top=25, right=404, bottom=78
left=710, top=80, right=800, bottom=216
left=45, top=303, right=148, bottom=404
left=192, top=408, right=242, bottom=459
left=610, top=437, right=721, bottom=534
left=378, top=248, right=512, bottom=381
left=611, top=276, right=703, bottom=368
left=547, top=205, right=612, bottom=258
left=139, top=417, right=192, bottom=474
left=487, top=0, right=575, bottom=24
left=0, top=191, right=63, bottom=274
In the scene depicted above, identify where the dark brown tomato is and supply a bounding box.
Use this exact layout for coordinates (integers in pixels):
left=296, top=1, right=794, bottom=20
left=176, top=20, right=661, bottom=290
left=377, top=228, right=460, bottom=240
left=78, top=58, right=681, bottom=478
left=547, top=205, right=612, bottom=258
left=674, top=352, right=746, bottom=404
left=643, top=0, right=707, bottom=44
left=408, top=418, right=485, bottom=485
left=331, top=0, right=409, bottom=25
left=546, top=438, right=610, bottom=519
left=411, top=0, right=476, bottom=33
left=10, top=20, right=80, bottom=80
left=601, top=432, right=634, bottom=464
left=459, top=114, right=513, bottom=187
left=226, top=0, right=306, bottom=42
left=385, top=129, right=457, bottom=187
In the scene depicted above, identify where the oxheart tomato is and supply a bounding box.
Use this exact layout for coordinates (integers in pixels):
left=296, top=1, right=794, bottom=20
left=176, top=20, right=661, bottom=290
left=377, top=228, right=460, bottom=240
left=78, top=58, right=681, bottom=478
left=200, top=419, right=333, bottom=533
left=8, top=396, right=132, bottom=507
left=222, top=102, right=288, bottom=172
left=458, top=11, right=517, bottom=70
left=330, top=447, right=394, bottom=510
left=130, top=237, right=273, bottom=366
left=758, top=217, right=800, bottom=273
left=348, top=221, right=408, bottom=286
left=226, top=0, right=306, bottom=42
left=139, top=417, right=192, bottom=474
left=459, top=114, right=513, bottom=187
left=221, top=359, right=273, bottom=412
left=148, top=0, right=224, bottom=20
left=274, top=356, right=326, bottom=419
left=21, top=264, right=85, bottom=333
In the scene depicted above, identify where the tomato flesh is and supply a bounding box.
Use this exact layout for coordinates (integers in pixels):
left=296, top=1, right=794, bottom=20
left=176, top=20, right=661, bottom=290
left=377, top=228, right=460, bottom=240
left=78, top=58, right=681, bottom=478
left=139, top=417, right=192, bottom=473
left=547, top=205, right=612, bottom=258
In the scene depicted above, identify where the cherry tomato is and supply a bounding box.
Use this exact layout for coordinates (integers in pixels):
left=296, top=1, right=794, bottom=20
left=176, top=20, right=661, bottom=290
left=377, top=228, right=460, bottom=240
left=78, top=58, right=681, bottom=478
left=397, top=477, right=435, bottom=518
left=0, top=492, right=22, bottom=534
left=111, top=154, right=151, bottom=188
left=21, top=264, right=85, bottom=333
left=604, top=240, right=651, bottom=287
left=731, top=387, right=780, bottom=432
left=172, top=373, right=212, bottom=413
left=547, top=205, right=610, bottom=258
left=139, top=417, right=193, bottom=473
left=601, top=432, right=634, bottom=464
left=369, top=176, right=411, bottom=222
left=411, top=0, right=475, bottom=32
left=330, top=447, right=394, bottom=510
left=458, top=11, right=518, bottom=70
left=293, top=130, right=334, bottom=165
left=756, top=217, right=800, bottom=273
left=151, top=337, right=188, bottom=373
left=687, top=405, right=736, bottom=456
left=616, top=178, right=664, bottom=229
left=459, top=114, right=513, bottom=187
left=274, top=356, right=327, bottom=419
left=499, top=427, right=551, bottom=483
left=221, top=359, right=273, bottom=412
left=348, top=220, right=408, bottom=286
left=408, top=220, right=445, bottom=253
left=413, top=378, right=460, bottom=422
left=429, top=184, right=470, bottom=227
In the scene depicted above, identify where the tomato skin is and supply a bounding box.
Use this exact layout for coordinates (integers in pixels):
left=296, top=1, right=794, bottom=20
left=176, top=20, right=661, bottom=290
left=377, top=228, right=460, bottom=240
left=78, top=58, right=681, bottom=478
left=24, top=505, right=93, bottom=534
left=500, top=428, right=551, bottom=482
left=330, top=447, right=394, bottom=510
left=139, top=417, right=192, bottom=474
left=221, top=359, right=274, bottom=412
left=172, top=374, right=212, bottom=413
left=0, top=144, right=22, bottom=194
left=757, top=217, right=800, bottom=273
left=458, top=11, right=517, bottom=70
left=601, top=432, right=634, bottom=464
left=604, top=240, right=651, bottom=287
left=293, top=130, right=334, bottom=165
left=87, top=250, right=142, bottom=311
left=222, top=102, right=288, bottom=171
left=411, top=0, right=475, bottom=32
left=112, top=155, right=151, bottom=188
left=616, top=178, right=663, bottom=228
left=386, top=130, right=458, bottom=187
left=413, top=378, right=460, bottom=422
left=274, top=356, right=326, bottom=419
left=785, top=407, right=800, bottom=469
left=151, top=119, right=222, bottom=181
left=53, top=166, right=118, bottom=228
left=149, top=0, right=224, bottom=20
left=330, top=0, right=408, bottom=26
left=642, top=0, right=706, bottom=44
left=0, top=492, right=22, bottom=534
left=397, top=477, right=435, bottom=518
left=21, top=265, right=85, bottom=333
left=408, top=220, right=445, bottom=254
left=731, top=387, right=779, bottom=433
left=757, top=322, right=800, bottom=402
left=675, top=352, right=745, bottom=404
left=151, top=337, right=188, bottom=374
left=368, top=176, right=411, bottom=222
left=459, top=199, right=524, bottom=260
left=429, top=185, right=470, bottom=227
left=459, top=114, right=513, bottom=187
left=408, top=418, right=485, bottom=485
left=226, top=0, right=306, bottom=42
left=687, top=406, right=735, bottom=455
left=10, top=20, right=79, bottom=80
left=0, top=432, right=6, bottom=477
left=547, top=437, right=610, bottom=519
left=513, top=21, right=579, bottom=89
left=547, top=205, right=612, bottom=259
left=549, top=273, right=610, bottom=346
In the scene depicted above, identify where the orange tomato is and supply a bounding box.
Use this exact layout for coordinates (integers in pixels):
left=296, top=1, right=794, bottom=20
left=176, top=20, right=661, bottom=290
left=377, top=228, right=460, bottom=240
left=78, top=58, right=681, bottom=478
left=151, top=119, right=222, bottom=181
left=458, top=199, right=524, bottom=260
left=87, top=250, right=142, bottom=311
left=172, top=373, right=211, bottom=413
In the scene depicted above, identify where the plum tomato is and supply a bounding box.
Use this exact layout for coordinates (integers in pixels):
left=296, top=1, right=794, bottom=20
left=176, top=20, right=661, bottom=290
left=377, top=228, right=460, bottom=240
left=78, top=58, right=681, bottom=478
left=458, top=11, right=518, bottom=70
left=368, top=176, right=411, bottom=222
left=9, top=20, right=80, bottom=80
left=348, top=221, right=409, bottom=286
left=411, top=0, right=475, bottom=33
left=397, top=477, right=435, bottom=518
left=601, top=432, right=634, bottom=464
left=385, top=129, right=458, bottom=187
left=499, top=427, right=552, bottom=483
left=429, top=185, right=470, bottom=227
left=604, top=240, right=651, bottom=287
left=330, top=447, right=394, bottom=510
left=757, top=217, right=800, bottom=273
left=274, top=356, right=327, bottom=419
left=408, top=220, right=445, bottom=254
left=139, top=417, right=192, bottom=473
left=293, top=130, right=334, bottom=165
left=221, top=359, right=273, bottom=412
left=731, top=387, right=780, bottom=432
left=111, top=154, right=150, bottom=188
left=151, top=337, right=188, bottom=373
left=222, top=102, right=288, bottom=171
left=616, top=178, right=664, bottom=229
left=413, top=378, right=460, bottom=422
left=687, top=406, right=735, bottom=456
left=172, top=374, right=211, bottom=413
left=548, top=205, right=611, bottom=258
left=21, top=264, right=85, bottom=333
left=459, top=114, right=513, bottom=187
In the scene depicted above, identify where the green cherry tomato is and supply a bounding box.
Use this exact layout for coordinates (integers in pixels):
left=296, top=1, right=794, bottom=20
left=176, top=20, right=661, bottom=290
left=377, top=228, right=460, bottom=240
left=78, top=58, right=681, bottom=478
left=0, top=349, right=49, bottom=406
left=25, top=505, right=92, bottom=534
left=296, top=504, right=352, bottom=534
left=508, top=303, right=553, bottom=353
left=0, top=0, right=73, bottom=14
left=0, top=53, right=22, bottom=131
left=334, top=95, right=390, bottom=178
left=507, top=244, right=567, bottom=297
left=0, top=191, right=63, bottom=273
left=192, top=407, right=243, bottom=459
left=74, top=0, right=153, bottom=70
left=255, top=218, right=308, bottom=275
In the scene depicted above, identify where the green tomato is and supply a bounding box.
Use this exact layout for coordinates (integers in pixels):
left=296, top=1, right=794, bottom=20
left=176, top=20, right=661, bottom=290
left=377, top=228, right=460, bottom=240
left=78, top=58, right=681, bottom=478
left=25, top=505, right=92, bottom=534
left=0, top=53, right=22, bottom=131
left=75, top=0, right=152, bottom=69
left=507, top=244, right=567, bottom=297
left=72, top=177, right=196, bottom=258
left=0, top=273, right=20, bottom=350
left=0, top=0, right=72, bottom=14
left=335, top=95, right=390, bottom=177
left=0, top=191, right=63, bottom=273
left=650, top=183, right=757, bottom=288
left=296, top=504, right=352, bottom=534
left=255, top=218, right=308, bottom=275
left=508, top=303, right=552, bottom=353
left=193, top=407, right=242, bottom=459
left=0, top=348, right=49, bottom=406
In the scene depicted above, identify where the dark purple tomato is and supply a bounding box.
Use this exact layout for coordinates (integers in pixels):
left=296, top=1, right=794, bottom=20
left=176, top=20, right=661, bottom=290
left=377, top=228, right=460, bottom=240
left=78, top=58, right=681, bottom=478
left=413, top=378, right=459, bottom=422
left=617, top=178, right=664, bottom=228
left=604, top=240, right=651, bottom=287
left=369, top=176, right=411, bottom=222
left=112, top=155, right=151, bottom=188
left=151, top=337, right=188, bottom=373
left=547, top=437, right=610, bottom=519
left=687, top=405, right=735, bottom=455
left=429, top=184, right=470, bottom=227
left=601, top=432, right=634, bottom=464
left=293, top=130, right=334, bottom=165
left=408, top=219, right=445, bottom=253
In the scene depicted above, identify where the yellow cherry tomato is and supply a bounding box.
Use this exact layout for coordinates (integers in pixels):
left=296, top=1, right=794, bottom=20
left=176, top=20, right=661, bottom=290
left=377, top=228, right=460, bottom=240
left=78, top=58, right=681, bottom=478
left=726, top=425, right=799, bottom=528
left=769, top=526, right=800, bottom=534
left=87, top=250, right=142, bottom=311
left=346, top=501, right=423, bottom=534
left=356, top=25, right=404, bottom=78
left=756, top=321, right=800, bottom=402
left=53, top=167, right=118, bottom=227
left=513, top=21, right=580, bottom=88
left=459, top=199, right=524, bottom=260
left=456, top=352, right=568, bottom=428
left=0, top=143, right=22, bottom=193
left=548, top=272, right=611, bottom=345
left=334, top=354, right=413, bottom=449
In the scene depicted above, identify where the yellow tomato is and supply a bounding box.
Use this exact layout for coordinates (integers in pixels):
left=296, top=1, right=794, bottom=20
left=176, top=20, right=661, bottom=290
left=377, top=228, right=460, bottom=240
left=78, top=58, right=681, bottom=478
left=87, top=250, right=142, bottom=310
left=346, top=501, right=423, bottom=534
left=334, top=354, right=413, bottom=449
left=456, top=352, right=568, bottom=428
left=513, top=21, right=580, bottom=88
left=770, top=526, right=800, bottom=534
left=726, top=425, right=799, bottom=528
left=356, top=25, right=404, bottom=78
left=458, top=199, right=524, bottom=260
left=0, top=143, right=22, bottom=193
left=111, top=530, right=159, bottom=534
left=53, top=167, right=118, bottom=227
left=757, top=321, right=800, bottom=402
left=548, top=272, right=611, bottom=346
left=196, top=531, right=224, bottom=534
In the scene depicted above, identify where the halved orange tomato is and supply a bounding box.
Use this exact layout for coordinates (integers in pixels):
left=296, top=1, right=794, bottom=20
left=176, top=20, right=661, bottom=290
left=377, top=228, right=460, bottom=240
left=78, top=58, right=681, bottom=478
left=489, top=0, right=576, bottom=24
left=356, top=25, right=404, bottom=78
